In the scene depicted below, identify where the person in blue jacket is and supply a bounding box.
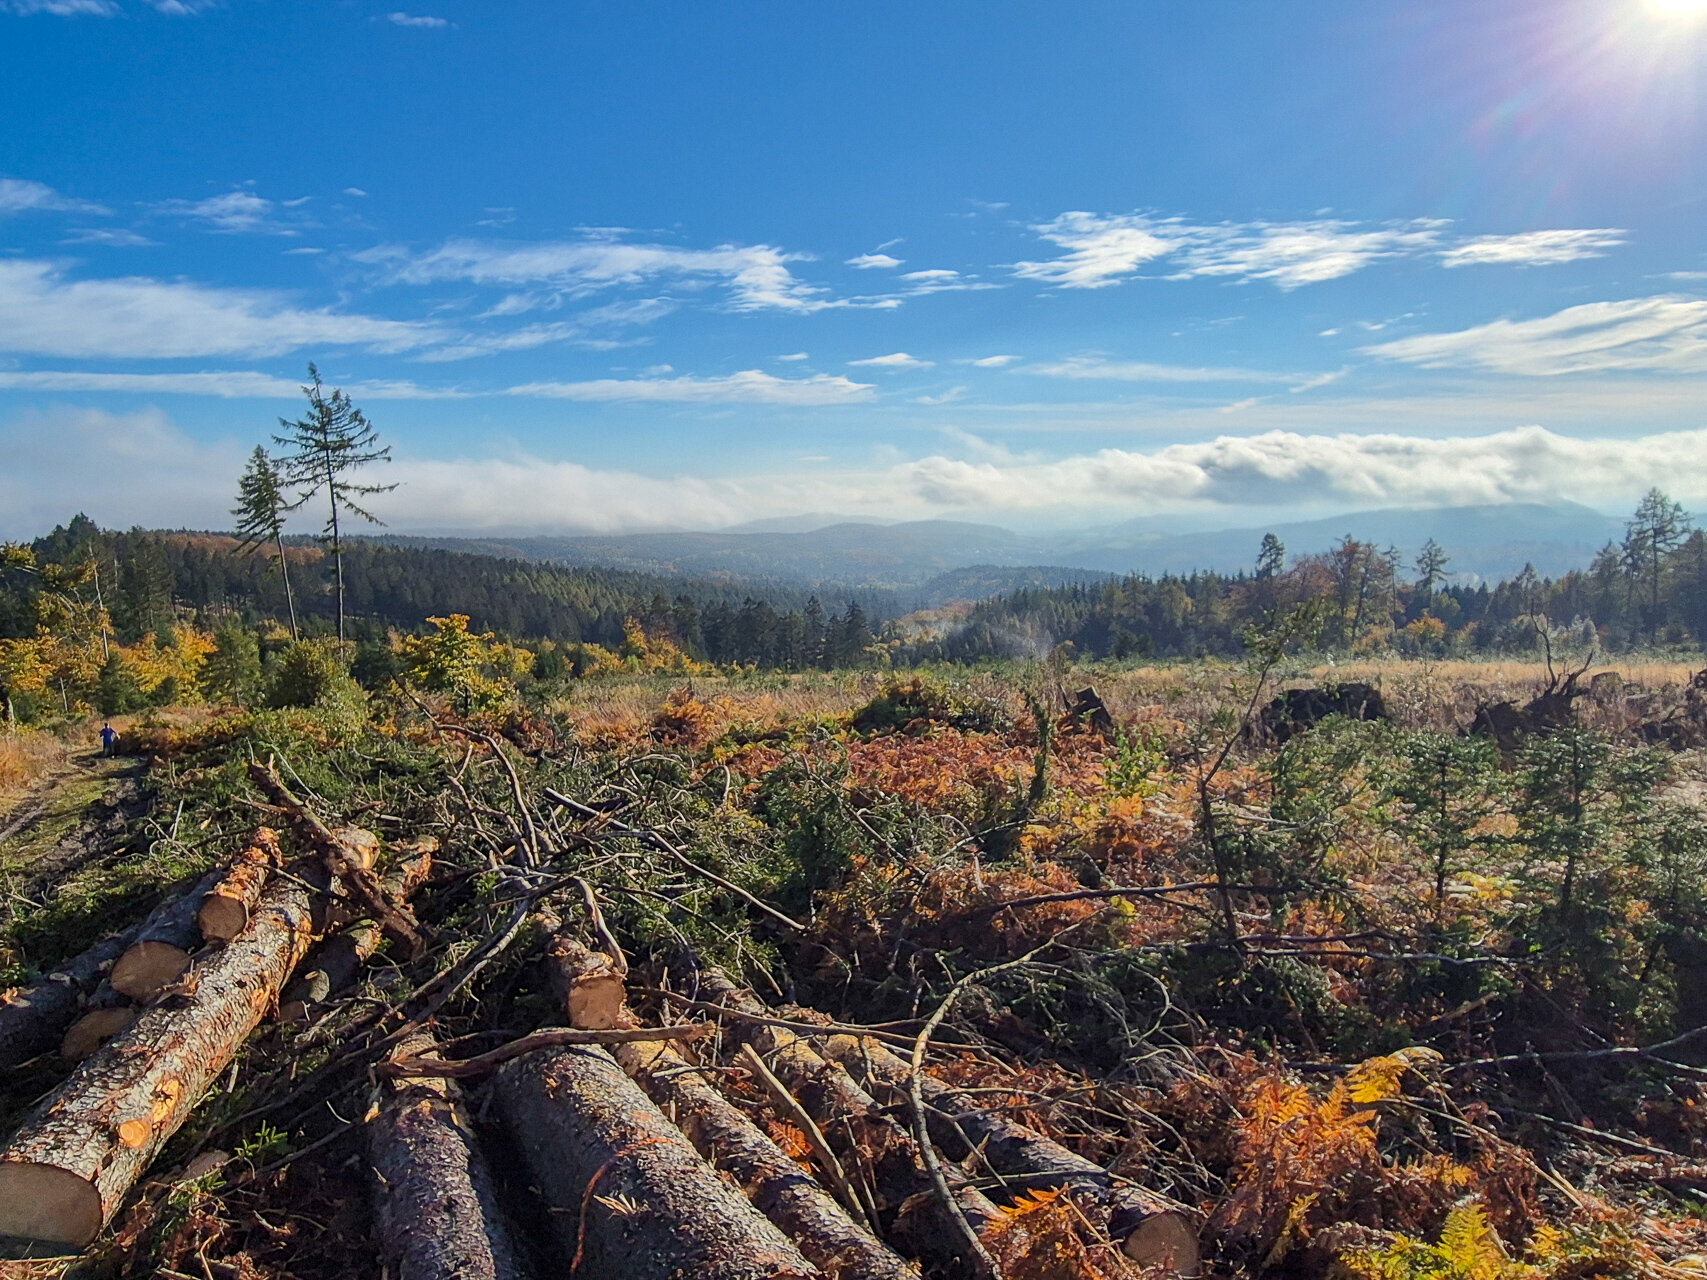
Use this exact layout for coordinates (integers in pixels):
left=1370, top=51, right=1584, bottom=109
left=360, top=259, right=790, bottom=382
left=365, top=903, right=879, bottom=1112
left=99, top=723, right=118, bottom=756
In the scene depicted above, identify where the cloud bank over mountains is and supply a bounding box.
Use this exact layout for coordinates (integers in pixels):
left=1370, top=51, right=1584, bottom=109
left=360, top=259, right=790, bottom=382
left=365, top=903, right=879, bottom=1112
left=6, top=403, right=1703, bottom=541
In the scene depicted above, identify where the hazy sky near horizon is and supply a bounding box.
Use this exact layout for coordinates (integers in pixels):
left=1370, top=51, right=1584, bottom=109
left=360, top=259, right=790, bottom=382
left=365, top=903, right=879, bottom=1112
left=4, top=0, right=1707, bottom=538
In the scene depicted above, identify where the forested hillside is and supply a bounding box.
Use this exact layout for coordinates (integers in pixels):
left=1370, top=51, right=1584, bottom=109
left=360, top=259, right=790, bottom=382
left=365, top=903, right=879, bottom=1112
left=921, top=492, right=1707, bottom=662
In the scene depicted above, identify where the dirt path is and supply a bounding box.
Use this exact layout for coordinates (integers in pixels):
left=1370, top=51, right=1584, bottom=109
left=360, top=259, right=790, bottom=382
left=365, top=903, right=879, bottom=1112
left=0, top=751, right=150, bottom=925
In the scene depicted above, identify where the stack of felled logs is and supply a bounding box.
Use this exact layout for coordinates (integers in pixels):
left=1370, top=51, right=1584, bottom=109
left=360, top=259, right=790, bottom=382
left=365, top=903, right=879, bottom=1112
left=0, top=765, right=432, bottom=1250
left=386, top=915, right=1200, bottom=1280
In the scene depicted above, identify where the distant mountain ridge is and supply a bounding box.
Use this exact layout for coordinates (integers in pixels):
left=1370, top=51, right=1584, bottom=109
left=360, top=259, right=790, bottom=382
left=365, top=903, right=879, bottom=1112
left=377, top=502, right=1621, bottom=594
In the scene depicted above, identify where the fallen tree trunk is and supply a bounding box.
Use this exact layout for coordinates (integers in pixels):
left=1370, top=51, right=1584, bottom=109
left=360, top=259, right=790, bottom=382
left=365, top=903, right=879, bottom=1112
left=368, top=1032, right=529, bottom=1280
left=0, top=867, right=227, bottom=1064
left=249, top=763, right=426, bottom=958
left=491, top=1041, right=820, bottom=1280
left=688, top=969, right=1013, bottom=1269
left=0, top=872, right=318, bottom=1248
left=0, top=932, right=139, bottom=1070
left=196, top=827, right=281, bottom=943
left=280, top=849, right=433, bottom=1022
left=108, top=868, right=228, bottom=1001
left=821, top=1034, right=1201, bottom=1273
left=549, top=941, right=915, bottom=1280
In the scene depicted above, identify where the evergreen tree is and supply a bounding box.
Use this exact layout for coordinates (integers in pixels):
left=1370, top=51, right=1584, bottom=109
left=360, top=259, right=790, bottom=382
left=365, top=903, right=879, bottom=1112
left=1623, top=488, right=1691, bottom=641
left=1255, top=533, right=1286, bottom=579
left=273, top=364, right=396, bottom=641
left=231, top=445, right=300, bottom=640
left=1414, top=538, right=1449, bottom=598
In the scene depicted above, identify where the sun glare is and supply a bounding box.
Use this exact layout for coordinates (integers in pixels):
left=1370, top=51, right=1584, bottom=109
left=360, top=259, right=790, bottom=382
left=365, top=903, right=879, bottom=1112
left=1647, top=0, right=1707, bottom=17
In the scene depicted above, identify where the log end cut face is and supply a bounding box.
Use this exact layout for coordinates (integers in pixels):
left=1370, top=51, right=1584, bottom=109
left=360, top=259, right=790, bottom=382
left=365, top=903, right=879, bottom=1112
left=0, top=1161, right=103, bottom=1248
left=1121, top=1212, right=1201, bottom=1277
left=109, top=941, right=191, bottom=1002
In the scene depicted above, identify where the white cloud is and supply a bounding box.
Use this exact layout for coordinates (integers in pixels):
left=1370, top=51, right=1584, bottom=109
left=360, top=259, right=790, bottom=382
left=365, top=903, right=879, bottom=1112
left=1365, top=295, right=1707, bottom=375
left=847, top=253, right=902, bottom=269
left=0, top=406, right=245, bottom=538
left=0, top=177, right=108, bottom=216
left=915, top=386, right=968, bottom=405
left=878, top=425, right=1707, bottom=513
left=1027, top=355, right=1297, bottom=383
left=1172, top=219, right=1443, bottom=288
left=0, top=259, right=447, bottom=358
left=387, top=11, right=450, bottom=27
left=417, top=298, right=673, bottom=361
left=1289, top=369, right=1346, bottom=393
left=2, top=0, right=118, bottom=13
left=1013, top=212, right=1179, bottom=288
left=848, top=352, right=933, bottom=369
left=367, top=236, right=841, bottom=312
left=1441, top=228, right=1626, bottom=267
left=344, top=187, right=368, bottom=198
left=503, top=370, right=873, bottom=405
left=1016, top=211, right=1620, bottom=290
left=965, top=354, right=1019, bottom=367
left=777, top=351, right=809, bottom=361
left=11, top=406, right=1707, bottom=541
left=154, top=190, right=300, bottom=234
left=60, top=227, right=155, bottom=247
left=0, top=370, right=467, bottom=398
left=901, top=268, right=958, bottom=281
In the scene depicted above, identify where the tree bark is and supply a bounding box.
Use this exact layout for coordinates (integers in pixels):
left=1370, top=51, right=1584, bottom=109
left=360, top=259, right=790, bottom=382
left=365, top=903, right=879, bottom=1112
left=542, top=933, right=627, bottom=1032
left=491, top=1041, right=820, bottom=1280
left=367, top=1032, right=530, bottom=1280
left=280, top=848, right=433, bottom=1022
left=0, top=872, right=318, bottom=1247
left=689, top=969, right=1012, bottom=1271
left=196, top=828, right=281, bottom=943
left=820, top=1034, right=1201, bottom=1273
left=109, top=867, right=231, bottom=1001
left=249, top=763, right=424, bottom=957
left=624, top=1041, right=917, bottom=1280
left=0, top=931, right=138, bottom=1069
left=0, top=868, right=234, bottom=1067
left=59, top=1005, right=136, bottom=1063
left=551, top=943, right=915, bottom=1280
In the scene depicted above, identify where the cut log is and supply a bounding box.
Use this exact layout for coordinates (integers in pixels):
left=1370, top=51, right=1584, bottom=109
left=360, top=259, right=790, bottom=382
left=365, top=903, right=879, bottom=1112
left=0, top=870, right=224, bottom=1067
left=196, top=827, right=281, bottom=943
left=59, top=1003, right=136, bottom=1063
left=280, top=849, right=433, bottom=1022
left=690, top=969, right=1013, bottom=1273
left=278, top=925, right=377, bottom=1024
left=551, top=943, right=915, bottom=1280
left=368, top=1032, right=529, bottom=1280
left=0, top=935, right=136, bottom=1070
left=627, top=1042, right=918, bottom=1280
left=543, top=933, right=627, bottom=1032
left=249, top=763, right=425, bottom=958
left=0, top=873, right=317, bottom=1248
left=821, top=1034, right=1201, bottom=1274
left=491, top=1041, right=820, bottom=1280
left=109, top=868, right=232, bottom=1001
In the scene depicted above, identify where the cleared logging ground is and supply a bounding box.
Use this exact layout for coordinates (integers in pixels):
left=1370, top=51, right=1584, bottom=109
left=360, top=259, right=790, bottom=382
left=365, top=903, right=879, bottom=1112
left=0, top=658, right=1704, bottom=1279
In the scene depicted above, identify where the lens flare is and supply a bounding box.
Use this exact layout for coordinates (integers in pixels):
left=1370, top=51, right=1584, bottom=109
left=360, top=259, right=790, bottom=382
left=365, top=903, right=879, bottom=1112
left=1647, top=0, right=1707, bottom=16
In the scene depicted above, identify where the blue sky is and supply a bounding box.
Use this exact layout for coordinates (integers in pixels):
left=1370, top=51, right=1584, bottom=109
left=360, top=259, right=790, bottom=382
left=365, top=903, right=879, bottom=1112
left=4, top=0, right=1707, bottom=537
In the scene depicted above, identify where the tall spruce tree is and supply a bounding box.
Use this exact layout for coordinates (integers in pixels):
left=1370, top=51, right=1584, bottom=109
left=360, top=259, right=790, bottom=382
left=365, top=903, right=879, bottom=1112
left=1622, top=488, right=1691, bottom=641
left=273, top=364, right=396, bottom=641
left=231, top=445, right=300, bottom=640
left=1414, top=538, right=1449, bottom=599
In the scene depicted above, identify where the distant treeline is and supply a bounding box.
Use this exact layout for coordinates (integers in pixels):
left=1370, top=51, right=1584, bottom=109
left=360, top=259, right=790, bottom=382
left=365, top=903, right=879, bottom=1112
left=905, top=491, right=1707, bottom=662
left=3, top=516, right=884, bottom=669
left=8, top=490, right=1705, bottom=676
